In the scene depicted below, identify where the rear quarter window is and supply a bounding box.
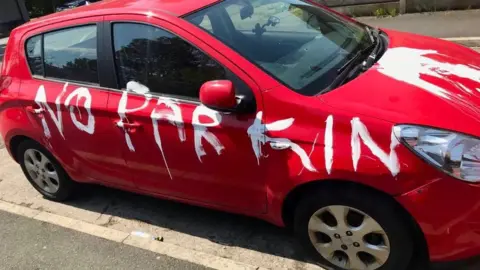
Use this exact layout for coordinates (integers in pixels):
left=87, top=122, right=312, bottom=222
left=26, top=35, right=44, bottom=76
left=24, top=24, right=99, bottom=84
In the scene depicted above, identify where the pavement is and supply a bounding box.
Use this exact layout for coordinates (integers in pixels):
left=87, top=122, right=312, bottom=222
left=0, top=210, right=208, bottom=270
left=358, top=9, right=480, bottom=38
left=357, top=9, right=480, bottom=48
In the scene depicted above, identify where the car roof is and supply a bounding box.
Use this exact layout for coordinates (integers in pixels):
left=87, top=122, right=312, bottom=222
left=93, top=0, right=220, bottom=16
left=15, top=0, right=220, bottom=34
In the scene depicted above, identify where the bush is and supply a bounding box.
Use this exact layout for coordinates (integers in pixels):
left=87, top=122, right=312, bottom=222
left=25, top=0, right=70, bottom=18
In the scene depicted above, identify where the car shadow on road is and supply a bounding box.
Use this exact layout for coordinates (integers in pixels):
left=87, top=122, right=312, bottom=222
left=66, top=183, right=314, bottom=265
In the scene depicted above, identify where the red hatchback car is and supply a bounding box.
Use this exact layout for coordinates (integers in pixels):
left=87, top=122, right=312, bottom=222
left=2, top=0, right=480, bottom=269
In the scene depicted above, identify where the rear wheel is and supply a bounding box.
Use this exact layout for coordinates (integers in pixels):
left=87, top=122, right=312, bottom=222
left=294, top=186, right=414, bottom=270
left=17, top=140, right=75, bottom=201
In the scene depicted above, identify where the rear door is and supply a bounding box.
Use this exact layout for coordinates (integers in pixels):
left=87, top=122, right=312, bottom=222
left=103, top=14, right=267, bottom=213
left=20, top=17, right=133, bottom=187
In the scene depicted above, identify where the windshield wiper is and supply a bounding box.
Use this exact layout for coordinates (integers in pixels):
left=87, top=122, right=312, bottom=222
left=361, top=27, right=384, bottom=71
left=318, top=29, right=383, bottom=95
left=337, top=39, right=376, bottom=74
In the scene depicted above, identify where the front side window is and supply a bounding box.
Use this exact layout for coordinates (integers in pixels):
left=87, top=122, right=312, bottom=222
left=187, top=0, right=373, bottom=95
left=43, top=25, right=98, bottom=84
left=112, top=23, right=227, bottom=99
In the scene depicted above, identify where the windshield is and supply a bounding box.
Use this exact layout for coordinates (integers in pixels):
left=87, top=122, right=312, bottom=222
left=186, top=0, right=373, bottom=95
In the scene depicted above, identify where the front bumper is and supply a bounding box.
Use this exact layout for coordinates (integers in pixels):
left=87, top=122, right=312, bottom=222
left=396, top=176, right=480, bottom=262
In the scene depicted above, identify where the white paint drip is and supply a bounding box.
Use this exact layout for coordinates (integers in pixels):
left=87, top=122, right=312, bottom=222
left=131, top=231, right=152, bottom=238
left=151, top=97, right=186, bottom=179
left=324, top=115, right=333, bottom=175
left=192, top=105, right=224, bottom=162
left=127, top=81, right=150, bottom=95
left=298, top=133, right=319, bottom=176
left=35, top=83, right=67, bottom=139
left=378, top=47, right=480, bottom=99
left=152, top=98, right=186, bottom=142
left=64, top=87, right=95, bottom=134
left=117, top=81, right=152, bottom=152
left=247, top=111, right=317, bottom=172
left=351, top=117, right=400, bottom=176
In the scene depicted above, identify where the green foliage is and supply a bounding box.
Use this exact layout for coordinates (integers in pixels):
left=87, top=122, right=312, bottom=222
left=374, top=7, right=398, bottom=18
left=373, top=8, right=388, bottom=17
left=388, top=8, right=398, bottom=17
left=25, top=0, right=69, bottom=18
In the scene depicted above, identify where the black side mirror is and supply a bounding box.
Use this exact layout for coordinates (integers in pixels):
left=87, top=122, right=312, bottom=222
left=240, top=5, right=254, bottom=19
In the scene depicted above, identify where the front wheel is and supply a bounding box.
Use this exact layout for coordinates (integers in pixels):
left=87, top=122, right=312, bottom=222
left=294, top=185, right=414, bottom=270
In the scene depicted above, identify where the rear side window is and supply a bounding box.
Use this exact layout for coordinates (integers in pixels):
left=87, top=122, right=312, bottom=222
left=25, top=25, right=99, bottom=84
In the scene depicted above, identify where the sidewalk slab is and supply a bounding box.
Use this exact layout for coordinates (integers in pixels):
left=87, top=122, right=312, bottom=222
left=357, top=9, right=480, bottom=39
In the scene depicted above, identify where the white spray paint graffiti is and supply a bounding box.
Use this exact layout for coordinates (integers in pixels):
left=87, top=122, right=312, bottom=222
left=64, top=87, right=95, bottom=134
left=151, top=97, right=186, bottom=179
left=32, top=82, right=405, bottom=179
left=35, top=83, right=68, bottom=139
left=247, top=111, right=317, bottom=172
left=377, top=47, right=480, bottom=122
left=117, top=81, right=152, bottom=152
left=351, top=117, right=400, bottom=176
left=324, top=115, right=333, bottom=175
left=298, top=133, right=319, bottom=176
left=378, top=47, right=480, bottom=99
left=192, top=105, right=224, bottom=162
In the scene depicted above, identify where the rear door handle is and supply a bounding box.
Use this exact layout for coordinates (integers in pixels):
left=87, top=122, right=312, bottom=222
left=115, top=121, right=142, bottom=133
left=26, top=105, right=44, bottom=115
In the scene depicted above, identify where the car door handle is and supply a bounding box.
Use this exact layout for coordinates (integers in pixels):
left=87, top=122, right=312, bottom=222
left=26, top=105, right=44, bottom=115
left=115, top=121, right=142, bottom=132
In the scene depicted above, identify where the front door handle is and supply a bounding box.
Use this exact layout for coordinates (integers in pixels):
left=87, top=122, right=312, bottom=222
left=26, top=105, right=44, bottom=115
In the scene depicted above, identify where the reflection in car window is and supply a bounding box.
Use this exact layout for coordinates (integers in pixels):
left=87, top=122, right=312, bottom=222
left=112, top=23, right=227, bottom=99
left=26, top=35, right=44, bottom=76
left=43, top=25, right=98, bottom=84
left=187, top=0, right=372, bottom=95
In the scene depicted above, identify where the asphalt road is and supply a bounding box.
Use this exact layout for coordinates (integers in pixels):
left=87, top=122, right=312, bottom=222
left=0, top=210, right=209, bottom=270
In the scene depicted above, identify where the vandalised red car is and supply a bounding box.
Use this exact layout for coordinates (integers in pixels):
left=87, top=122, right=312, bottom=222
left=1, top=0, right=480, bottom=269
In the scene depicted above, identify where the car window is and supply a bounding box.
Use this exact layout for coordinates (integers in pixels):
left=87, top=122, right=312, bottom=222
left=42, top=25, right=98, bottom=84
left=112, top=23, right=234, bottom=99
left=26, top=35, right=43, bottom=76
left=187, top=0, right=372, bottom=96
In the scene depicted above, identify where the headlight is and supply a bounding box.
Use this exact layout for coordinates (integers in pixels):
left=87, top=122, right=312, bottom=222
left=395, top=125, right=480, bottom=183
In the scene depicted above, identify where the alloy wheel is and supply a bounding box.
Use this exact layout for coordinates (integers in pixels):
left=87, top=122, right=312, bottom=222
left=24, top=149, right=60, bottom=194
left=308, top=205, right=390, bottom=270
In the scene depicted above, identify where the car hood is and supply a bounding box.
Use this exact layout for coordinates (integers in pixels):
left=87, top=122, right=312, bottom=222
left=320, top=29, right=480, bottom=137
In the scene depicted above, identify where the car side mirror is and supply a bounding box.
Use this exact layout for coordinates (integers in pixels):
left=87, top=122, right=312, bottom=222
left=240, top=4, right=254, bottom=19
left=200, top=80, right=237, bottom=112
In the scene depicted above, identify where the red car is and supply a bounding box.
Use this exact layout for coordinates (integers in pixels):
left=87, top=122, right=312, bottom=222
left=1, top=0, right=480, bottom=269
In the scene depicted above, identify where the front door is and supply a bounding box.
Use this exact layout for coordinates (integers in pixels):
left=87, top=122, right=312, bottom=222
left=21, top=20, right=133, bottom=188
left=104, top=16, right=267, bottom=213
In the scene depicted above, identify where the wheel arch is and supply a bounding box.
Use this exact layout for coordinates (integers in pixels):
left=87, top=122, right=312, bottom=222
left=281, top=179, right=429, bottom=267
left=8, top=134, right=36, bottom=162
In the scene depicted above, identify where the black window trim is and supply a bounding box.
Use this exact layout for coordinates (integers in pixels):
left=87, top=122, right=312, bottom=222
left=24, top=22, right=101, bottom=87
left=22, top=19, right=257, bottom=108
left=104, top=20, right=256, bottom=106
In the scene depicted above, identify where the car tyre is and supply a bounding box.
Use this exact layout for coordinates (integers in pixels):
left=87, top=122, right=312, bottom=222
left=17, top=140, right=76, bottom=201
left=294, top=185, right=414, bottom=270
